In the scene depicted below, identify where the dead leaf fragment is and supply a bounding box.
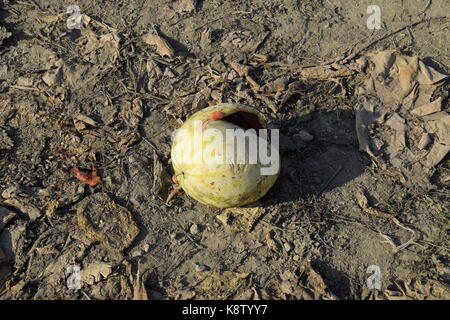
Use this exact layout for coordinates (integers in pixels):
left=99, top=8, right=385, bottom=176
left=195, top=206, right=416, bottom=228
left=81, top=262, right=113, bottom=285
left=133, top=270, right=148, bottom=300
left=230, top=62, right=250, bottom=77
left=417, top=133, right=431, bottom=150
left=143, top=32, right=175, bottom=58
left=230, top=62, right=260, bottom=90
left=355, top=50, right=449, bottom=189
left=411, top=97, right=442, bottom=116
left=0, top=128, right=13, bottom=150
left=73, top=114, right=97, bottom=132
left=0, top=207, right=15, bottom=231
left=216, top=207, right=264, bottom=231
left=71, top=167, right=101, bottom=187
left=82, top=30, right=120, bottom=68
left=423, top=143, right=450, bottom=168
left=263, top=77, right=289, bottom=93
left=265, top=230, right=281, bottom=252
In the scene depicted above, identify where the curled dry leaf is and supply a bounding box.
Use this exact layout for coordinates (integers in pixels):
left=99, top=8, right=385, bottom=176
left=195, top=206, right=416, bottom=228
left=71, top=167, right=101, bottom=187
left=73, top=114, right=97, bottom=132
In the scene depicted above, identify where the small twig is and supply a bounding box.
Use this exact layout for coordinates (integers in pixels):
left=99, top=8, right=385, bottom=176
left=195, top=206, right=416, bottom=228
left=10, top=85, right=40, bottom=92
left=81, top=290, right=92, bottom=300
left=420, top=0, right=432, bottom=15
left=260, top=219, right=297, bottom=232
left=141, top=136, right=158, bottom=152
left=355, top=189, right=417, bottom=253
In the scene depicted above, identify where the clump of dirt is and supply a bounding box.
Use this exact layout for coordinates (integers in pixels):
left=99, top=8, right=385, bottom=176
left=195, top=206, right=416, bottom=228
left=0, top=0, right=449, bottom=300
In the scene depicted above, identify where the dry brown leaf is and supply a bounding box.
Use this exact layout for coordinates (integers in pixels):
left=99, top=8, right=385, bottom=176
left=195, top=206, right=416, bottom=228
left=143, top=33, right=174, bottom=58
left=133, top=270, right=148, bottom=300
left=411, top=97, right=442, bottom=116
left=81, top=262, right=113, bottom=285
left=216, top=207, right=264, bottom=232
left=71, top=167, right=101, bottom=187
left=230, top=62, right=250, bottom=77
left=82, top=30, right=120, bottom=68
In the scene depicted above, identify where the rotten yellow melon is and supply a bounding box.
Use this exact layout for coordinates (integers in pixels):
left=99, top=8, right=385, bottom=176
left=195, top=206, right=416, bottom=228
left=171, top=103, right=279, bottom=208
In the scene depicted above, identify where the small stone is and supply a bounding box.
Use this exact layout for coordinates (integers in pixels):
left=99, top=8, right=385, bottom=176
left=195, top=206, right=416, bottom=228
left=293, top=254, right=300, bottom=261
left=227, top=70, right=238, bottom=81
left=142, top=244, right=150, bottom=252
left=283, top=242, right=293, bottom=252
left=194, top=263, right=209, bottom=272
left=170, top=232, right=184, bottom=243
left=190, top=223, right=200, bottom=235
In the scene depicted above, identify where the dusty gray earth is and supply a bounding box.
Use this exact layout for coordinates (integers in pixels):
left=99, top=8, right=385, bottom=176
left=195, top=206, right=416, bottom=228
left=0, top=0, right=449, bottom=300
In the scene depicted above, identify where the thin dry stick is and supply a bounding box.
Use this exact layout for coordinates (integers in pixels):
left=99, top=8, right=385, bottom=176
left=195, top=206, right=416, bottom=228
left=420, top=0, right=432, bottom=14
left=355, top=190, right=417, bottom=253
